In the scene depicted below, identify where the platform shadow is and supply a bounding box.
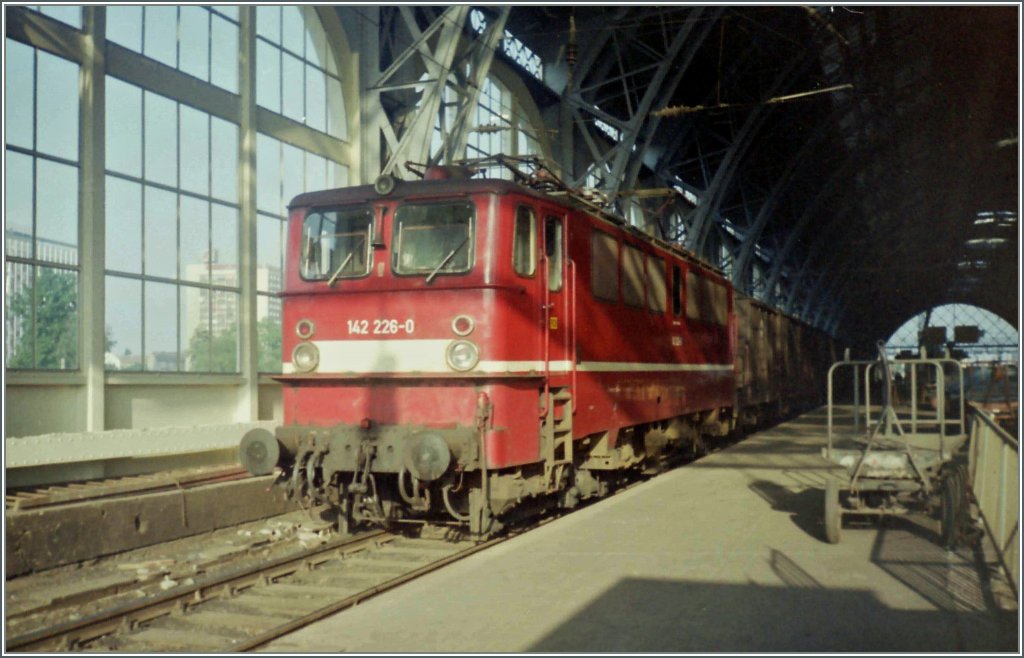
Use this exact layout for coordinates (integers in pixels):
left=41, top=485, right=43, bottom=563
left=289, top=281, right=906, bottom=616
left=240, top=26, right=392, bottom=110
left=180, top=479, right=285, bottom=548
left=870, top=522, right=1003, bottom=615
left=527, top=575, right=1016, bottom=652
left=747, top=479, right=830, bottom=541
left=749, top=479, right=1012, bottom=623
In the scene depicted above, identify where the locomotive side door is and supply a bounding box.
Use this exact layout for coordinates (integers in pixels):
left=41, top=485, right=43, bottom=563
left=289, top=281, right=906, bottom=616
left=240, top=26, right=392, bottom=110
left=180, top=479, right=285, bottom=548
left=541, top=212, right=569, bottom=371
left=539, top=209, right=574, bottom=483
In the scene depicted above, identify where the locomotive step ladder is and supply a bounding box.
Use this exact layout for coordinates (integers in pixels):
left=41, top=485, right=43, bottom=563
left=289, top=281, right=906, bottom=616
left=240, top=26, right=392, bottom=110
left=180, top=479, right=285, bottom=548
left=543, top=387, right=574, bottom=490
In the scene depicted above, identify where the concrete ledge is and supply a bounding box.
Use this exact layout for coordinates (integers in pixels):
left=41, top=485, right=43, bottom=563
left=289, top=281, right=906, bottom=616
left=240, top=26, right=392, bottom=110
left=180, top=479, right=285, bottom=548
left=5, top=422, right=276, bottom=488
left=6, top=475, right=299, bottom=577
left=5, top=422, right=276, bottom=467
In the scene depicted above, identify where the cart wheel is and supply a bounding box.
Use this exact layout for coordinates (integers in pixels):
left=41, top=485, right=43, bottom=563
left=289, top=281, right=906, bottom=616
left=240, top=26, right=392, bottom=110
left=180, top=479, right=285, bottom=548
left=940, top=469, right=964, bottom=548
left=824, top=478, right=841, bottom=544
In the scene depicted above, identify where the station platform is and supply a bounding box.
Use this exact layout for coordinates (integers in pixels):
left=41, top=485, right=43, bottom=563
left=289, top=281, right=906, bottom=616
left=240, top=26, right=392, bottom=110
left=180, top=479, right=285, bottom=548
left=261, top=408, right=1018, bottom=653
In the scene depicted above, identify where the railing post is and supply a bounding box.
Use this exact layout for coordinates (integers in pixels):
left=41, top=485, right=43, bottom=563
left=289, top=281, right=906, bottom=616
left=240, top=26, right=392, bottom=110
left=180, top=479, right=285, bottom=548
left=911, top=363, right=918, bottom=435
left=853, top=364, right=860, bottom=433
left=997, top=440, right=1007, bottom=552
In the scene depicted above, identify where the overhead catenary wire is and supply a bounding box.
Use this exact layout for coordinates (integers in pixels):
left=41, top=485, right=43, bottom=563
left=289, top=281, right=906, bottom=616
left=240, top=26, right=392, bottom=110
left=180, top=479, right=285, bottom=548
left=652, top=83, right=854, bottom=117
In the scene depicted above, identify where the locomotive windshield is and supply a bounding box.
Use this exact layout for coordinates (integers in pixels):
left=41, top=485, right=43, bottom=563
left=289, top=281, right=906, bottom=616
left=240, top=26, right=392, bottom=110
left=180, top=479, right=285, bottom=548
left=393, top=202, right=475, bottom=280
left=300, top=206, right=373, bottom=282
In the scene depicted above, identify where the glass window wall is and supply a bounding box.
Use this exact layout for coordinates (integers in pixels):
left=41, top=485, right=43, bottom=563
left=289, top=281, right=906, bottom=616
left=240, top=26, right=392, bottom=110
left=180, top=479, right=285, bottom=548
left=4, top=40, right=81, bottom=370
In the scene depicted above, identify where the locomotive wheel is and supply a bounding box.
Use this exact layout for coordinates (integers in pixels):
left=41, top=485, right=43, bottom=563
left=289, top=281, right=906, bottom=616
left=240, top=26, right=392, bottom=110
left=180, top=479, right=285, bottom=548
left=824, top=478, right=842, bottom=544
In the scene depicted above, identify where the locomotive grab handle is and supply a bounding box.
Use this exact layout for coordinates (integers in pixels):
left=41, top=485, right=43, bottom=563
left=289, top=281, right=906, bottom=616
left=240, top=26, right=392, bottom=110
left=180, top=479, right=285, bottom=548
left=569, top=258, right=578, bottom=404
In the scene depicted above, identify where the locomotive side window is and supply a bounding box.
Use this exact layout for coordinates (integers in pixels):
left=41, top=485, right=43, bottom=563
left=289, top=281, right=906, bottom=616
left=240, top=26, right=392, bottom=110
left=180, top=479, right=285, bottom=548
left=590, top=229, right=619, bottom=302
left=672, top=265, right=682, bottom=316
left=686, top=271, right=702, bottom=320
left=710, top=279, right=728, bottom=325
left=622, top=244, right=645, bottom=308
left=393, top=201, right=475, bottom=277
left=300, top=206, right=373, bottom=281
left=686, top=270, right=727, bottom=325
left=512, top=205, right=537, bottom=276
left=545, top=216, right=563, bottom=292
left=647, top=256, right=666, bottom=313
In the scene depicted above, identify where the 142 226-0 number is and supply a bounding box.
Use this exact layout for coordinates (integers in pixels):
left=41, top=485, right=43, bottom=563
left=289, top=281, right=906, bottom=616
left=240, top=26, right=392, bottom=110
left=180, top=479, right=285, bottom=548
left=347, top=319, right=415, bottom=335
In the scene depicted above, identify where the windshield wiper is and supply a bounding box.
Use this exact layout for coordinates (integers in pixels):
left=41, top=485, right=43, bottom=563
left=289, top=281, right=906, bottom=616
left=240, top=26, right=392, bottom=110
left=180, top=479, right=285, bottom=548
left=327, top=251, right=356, bottom=288
left=425, top=237, right=469, bottom=285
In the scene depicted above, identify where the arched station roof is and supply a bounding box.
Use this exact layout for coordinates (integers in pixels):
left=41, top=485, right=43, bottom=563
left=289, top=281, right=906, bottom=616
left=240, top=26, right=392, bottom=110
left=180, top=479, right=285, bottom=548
left=372, top=6, right=1019, bottom=349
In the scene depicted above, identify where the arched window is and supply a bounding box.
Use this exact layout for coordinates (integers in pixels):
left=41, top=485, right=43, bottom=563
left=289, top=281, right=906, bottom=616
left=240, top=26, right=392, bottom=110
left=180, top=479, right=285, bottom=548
left=256, top=6, right=346, bottom=139
left=429, top=73, right=544, bottom=180
left=885, top=304, right=1019, bottom=364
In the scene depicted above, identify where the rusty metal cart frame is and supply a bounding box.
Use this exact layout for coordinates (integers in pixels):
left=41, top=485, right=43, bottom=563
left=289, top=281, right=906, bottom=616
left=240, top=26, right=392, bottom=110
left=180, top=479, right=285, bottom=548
left=822, top=341, right=969, bottom=544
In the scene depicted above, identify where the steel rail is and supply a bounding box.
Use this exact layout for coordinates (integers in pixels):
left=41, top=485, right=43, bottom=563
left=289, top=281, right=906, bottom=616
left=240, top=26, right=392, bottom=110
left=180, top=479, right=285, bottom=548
left=5, top=529, right=391, bottom=652
left=6, top=466, right=251, bottom=512
left=11, top=435, right=723, bottom=653
left=233, top=532, right=510, bottom=651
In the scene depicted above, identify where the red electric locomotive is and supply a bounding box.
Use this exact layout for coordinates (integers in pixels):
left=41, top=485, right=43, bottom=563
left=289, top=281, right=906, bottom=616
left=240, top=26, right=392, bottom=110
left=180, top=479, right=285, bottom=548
left=240, top=160, right=765, bottom=535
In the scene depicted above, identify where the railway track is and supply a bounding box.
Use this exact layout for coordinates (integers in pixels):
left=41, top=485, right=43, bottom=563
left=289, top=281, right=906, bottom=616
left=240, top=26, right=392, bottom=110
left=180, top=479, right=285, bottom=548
left=6, top=425, right=753, bottom=653
left=5, top=465, right=249, bottom=512
left=6, top=526, right=503, bottom=652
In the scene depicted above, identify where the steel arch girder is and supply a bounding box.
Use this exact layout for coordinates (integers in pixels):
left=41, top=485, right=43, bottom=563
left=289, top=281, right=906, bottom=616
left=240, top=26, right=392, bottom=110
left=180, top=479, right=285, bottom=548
left=788, top=205, right=855, bottom=319
left=763, top=155, right=862, bottom=307
left=610, top=7, right=720, bottom=197
left=565, top=8, right=716, bottom=196
left=623, top=11, right=726, bottom=193
left=731, top=112, right=838, bottom=290
left=439, top=6, right=511, bottom=162
left=684, top=55, right=810, bottom=257
left=652, top=14, right=771, bottom=188
left=377, top=6, right=470, bottom=177
left=807, top=251, right=856, bottom=329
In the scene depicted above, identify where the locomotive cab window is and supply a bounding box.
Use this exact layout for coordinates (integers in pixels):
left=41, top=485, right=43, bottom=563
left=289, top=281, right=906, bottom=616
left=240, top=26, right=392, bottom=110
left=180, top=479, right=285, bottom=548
left=545, top=216, right=563, bottom=291
left=622, top=244, right=645, bottom=309
left=647, top=256, right=666, bottom=313
left=393, top=201, right=475, bottom=277
left=300, top=206, right=373, bottom=281
left=591, top=229, right=619, bottom=302
left=686, top=270, right=728, bottom=325
left=512, top=205, right=537, bottom=276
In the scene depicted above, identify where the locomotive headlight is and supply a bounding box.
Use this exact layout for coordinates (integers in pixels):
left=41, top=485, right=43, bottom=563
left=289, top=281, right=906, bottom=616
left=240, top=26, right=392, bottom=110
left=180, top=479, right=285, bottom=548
left=295, top=318, right=315, bottom=339
left=451, top=314, right=475, bottom=336
left=292, top=341, right=320, bottom=372
left=445, top=340, right=479, bottom=372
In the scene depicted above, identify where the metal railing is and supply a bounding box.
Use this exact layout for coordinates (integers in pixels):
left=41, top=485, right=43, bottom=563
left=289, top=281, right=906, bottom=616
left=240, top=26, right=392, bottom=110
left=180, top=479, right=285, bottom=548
left=967, top=403, right=1019, bottom=597
left=826, top=353, right=965, bottom=457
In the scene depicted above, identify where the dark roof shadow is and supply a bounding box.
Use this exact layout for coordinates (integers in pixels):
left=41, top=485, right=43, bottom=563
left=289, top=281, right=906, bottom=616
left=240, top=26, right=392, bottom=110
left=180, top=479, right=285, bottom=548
left=527, top=574, right=1016, bottom=652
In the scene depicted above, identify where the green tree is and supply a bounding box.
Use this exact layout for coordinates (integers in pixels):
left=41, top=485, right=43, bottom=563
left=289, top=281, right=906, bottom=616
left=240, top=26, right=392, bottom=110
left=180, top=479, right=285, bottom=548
left=7, top=268, right=78, bottom=369
left=258, top=315, right=282, bottom=373
left=188, top=324, right=239, bottom=373
left=186, top=317, right=281, bottom=373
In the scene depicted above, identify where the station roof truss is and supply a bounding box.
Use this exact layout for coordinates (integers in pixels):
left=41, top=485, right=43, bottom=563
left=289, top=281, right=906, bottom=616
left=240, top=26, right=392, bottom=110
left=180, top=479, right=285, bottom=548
left=366, top=6, right=1018, bottom=348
